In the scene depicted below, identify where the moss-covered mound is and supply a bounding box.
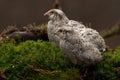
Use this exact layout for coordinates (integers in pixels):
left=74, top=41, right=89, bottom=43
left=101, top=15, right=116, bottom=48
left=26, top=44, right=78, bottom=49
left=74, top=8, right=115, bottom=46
left=0, top=40, right=120, bottom=80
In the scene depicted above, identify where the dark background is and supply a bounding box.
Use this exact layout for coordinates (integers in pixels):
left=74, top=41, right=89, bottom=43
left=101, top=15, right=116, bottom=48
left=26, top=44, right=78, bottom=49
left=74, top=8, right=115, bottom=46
left=0, top=0, right=120, bottom=48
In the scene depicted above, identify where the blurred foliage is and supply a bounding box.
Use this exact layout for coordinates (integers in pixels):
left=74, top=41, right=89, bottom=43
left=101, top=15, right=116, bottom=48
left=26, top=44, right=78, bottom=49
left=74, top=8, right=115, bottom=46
left=0, top=24, right=48, bottom=43
left=0, top=40, right=120, bottom=80
left=101, top=21, right=120, bottom=39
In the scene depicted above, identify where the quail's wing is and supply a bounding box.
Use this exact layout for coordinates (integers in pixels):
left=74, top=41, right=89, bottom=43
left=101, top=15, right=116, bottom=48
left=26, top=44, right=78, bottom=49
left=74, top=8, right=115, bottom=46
left=79, top=28, right=106, bottom=52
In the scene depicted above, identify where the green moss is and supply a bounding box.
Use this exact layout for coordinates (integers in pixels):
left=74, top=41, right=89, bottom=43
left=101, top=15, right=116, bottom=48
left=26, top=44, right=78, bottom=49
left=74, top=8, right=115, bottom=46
left=0, top=40, right=120, bottom=80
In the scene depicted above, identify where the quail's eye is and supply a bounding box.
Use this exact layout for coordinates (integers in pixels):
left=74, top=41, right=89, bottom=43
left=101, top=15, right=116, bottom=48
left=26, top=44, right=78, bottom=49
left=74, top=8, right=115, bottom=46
left=59, top=29, right=62, bottom=32
left=51, top=11, right=54, bottom=14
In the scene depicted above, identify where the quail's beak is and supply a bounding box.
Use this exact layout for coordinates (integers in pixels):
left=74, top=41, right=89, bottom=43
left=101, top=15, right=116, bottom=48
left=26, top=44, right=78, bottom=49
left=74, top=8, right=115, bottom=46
left=44, top=9, right=56, bottom=16
left=44, top=12, right=49, bottom=16
left=54, top=32, right=57, bottom=35
left=44, top=10, right=52, bottom=16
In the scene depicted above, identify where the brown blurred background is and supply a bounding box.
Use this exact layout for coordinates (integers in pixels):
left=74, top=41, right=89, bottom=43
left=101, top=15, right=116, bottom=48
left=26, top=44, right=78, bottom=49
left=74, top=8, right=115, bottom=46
left=0, top=0, right=120, bottom=48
